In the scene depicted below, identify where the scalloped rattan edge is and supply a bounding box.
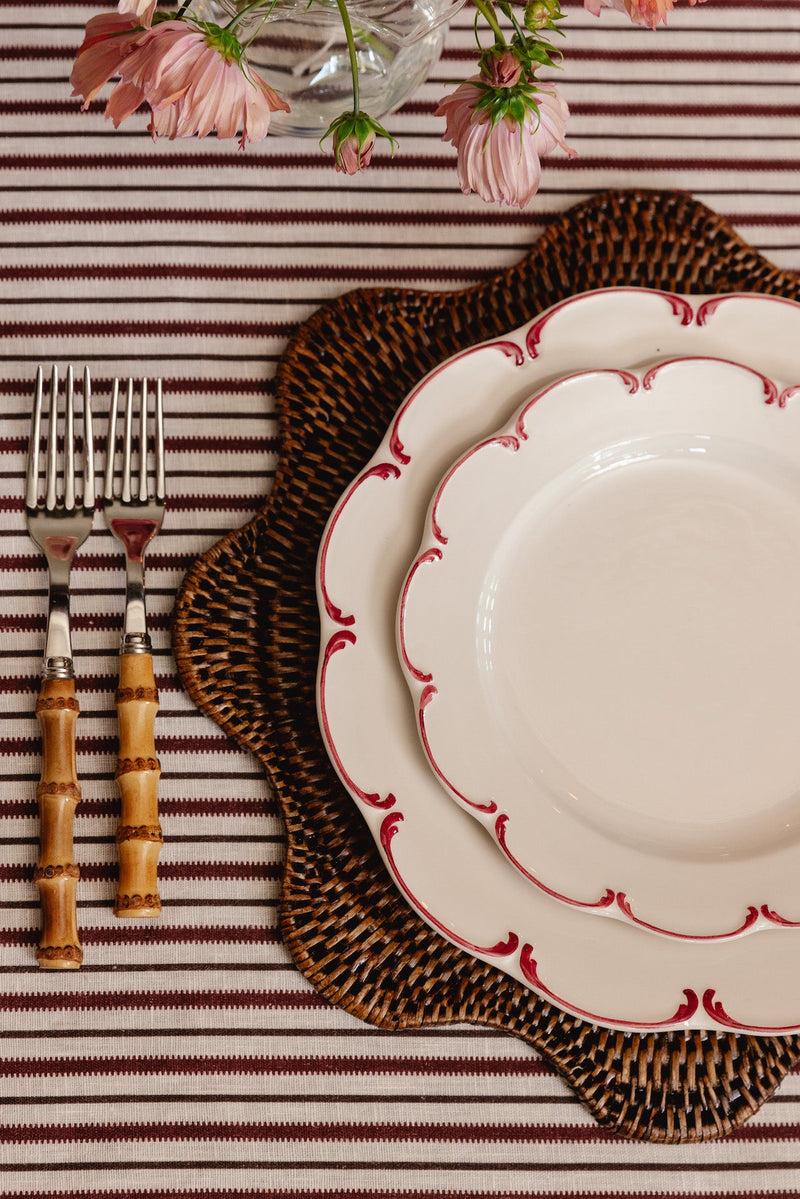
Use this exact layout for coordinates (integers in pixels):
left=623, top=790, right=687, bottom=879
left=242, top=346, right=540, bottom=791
left=173, top=188, right=800, bottom=1143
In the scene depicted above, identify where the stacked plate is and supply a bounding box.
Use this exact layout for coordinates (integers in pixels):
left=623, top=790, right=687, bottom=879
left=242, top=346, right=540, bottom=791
left=315, top=287, right=800, bottom=1033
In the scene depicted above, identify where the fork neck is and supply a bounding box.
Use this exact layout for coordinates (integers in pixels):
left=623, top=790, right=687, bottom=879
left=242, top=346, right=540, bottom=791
left=43, top=584, right=75, bottom=679
left=120, top=552, right=151, bottom=654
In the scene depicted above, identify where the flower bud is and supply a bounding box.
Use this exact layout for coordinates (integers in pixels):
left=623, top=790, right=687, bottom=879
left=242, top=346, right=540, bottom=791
left=479, top=45, right=523, bottom=88
left=335, top=127, right=376, bottom=174
left=321, top=109, right=397, bottom=174
left=524, top=0, right=560, bottom=29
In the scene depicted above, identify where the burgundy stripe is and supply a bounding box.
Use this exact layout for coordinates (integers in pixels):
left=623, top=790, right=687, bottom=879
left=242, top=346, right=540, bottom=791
left=0, top=378, right=276, bottom=397
left=573, top=102, right=800, bottom=118
left=0, top=434, right=279, bottom=452
left=587, top=50, right=800, bottom=69
left=0, top=862, right=280, bottom=883
left=0, top=45, right=76, bottom=60
left=1, top=613, right=198, bottom=635
left=3, top=152, right=795, bottom=177
left=5, top=1161, right=795, bottom=1174
left=440, top=45, right=800, bottom=64
left=0, top=99, right=107, bottom=116
left=3, top=926, right=278, bottom=951
left=0, top=1193, right=650, bottom=1199
left=0, top=613, right=175, bottom=634
left=7, top=97, right=800, bottom=121
left=0, top=552, right=199, bottom=571
left=0, top=319, right=294, bottom=340
left=7, top=42, right=800, bottom=64
left=3, top=494, right=260, bottom=514
left=0, top=262, right=491, bottom=283
left=2, top=989, right=326, bottom=1012
left=0, top=795, right=274, bottom=819
left=0, top=1187, right=556, bottom=1199
left=0, top=1193, right=793, bottom=1199
left=168, top=435, right=280, bottom=451
left=0, top=209, right=797, bottom=251
left=0, top=673, right=176, bottom=693
left=3, top=202, right=800, bottom=230
left=0, top=1119, right=621, bottom=1145
left=1, top=732, right=242, bottom=755
left=0, top=1053, right=543, bottom=1078
left=3, top=1117, right=798, bottom=1145
left=0, top=674, right=186, bottom=695
left=401, top=100, right=800, bottom=118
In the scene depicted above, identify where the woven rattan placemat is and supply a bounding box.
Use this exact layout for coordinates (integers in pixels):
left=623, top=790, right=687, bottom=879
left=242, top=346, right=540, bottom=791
left=173, top=188, right=800, bottom=1143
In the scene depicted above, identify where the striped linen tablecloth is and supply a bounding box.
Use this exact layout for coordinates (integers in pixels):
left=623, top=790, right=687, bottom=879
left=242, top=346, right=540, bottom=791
left=2, top=0, right=800, bottom=1193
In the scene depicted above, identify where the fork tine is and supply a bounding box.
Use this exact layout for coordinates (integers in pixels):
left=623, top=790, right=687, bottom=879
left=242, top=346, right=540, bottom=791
left=122, top=378, right=133, bottom=504
left=138, top=379, right=148, bottom=503
left=104, top=378, right=119, bottom=502
left=26, top=367, right=44, bottom=510
left=82, top=367, right=95, bottom=512
left=45, top=365, right=58, bottom=512
left=64, top=366, right=75, bottom=511
left=155, top=379, right=165, bottom=502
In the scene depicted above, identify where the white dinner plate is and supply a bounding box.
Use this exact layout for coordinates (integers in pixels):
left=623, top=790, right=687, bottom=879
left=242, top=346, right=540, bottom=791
left=316, top=288, right=800, bottom=1032
left=397, top=355, right=800, bottom=941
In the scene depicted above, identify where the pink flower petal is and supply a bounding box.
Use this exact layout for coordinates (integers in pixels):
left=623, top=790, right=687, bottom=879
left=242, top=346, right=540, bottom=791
left=70, top=12, right=143, bottom=107
left=105, top=77, right=146, bottom=126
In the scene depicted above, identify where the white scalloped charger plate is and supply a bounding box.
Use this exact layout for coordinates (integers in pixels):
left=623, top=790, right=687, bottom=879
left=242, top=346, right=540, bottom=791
left=316, top=288, right=800, bottom=1032
left=397, top=355, right=800, bottom=941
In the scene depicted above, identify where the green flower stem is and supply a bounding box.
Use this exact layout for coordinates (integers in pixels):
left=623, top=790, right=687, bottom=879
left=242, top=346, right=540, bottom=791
left=496, top=1, right=528, bottom=44
left=334, top=0, right=360, bottom=113
left=471, top=0, right=507, bottom=45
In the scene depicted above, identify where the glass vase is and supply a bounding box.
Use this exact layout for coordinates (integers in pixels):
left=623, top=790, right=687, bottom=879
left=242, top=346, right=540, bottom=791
left=205, top=0, right=467, bottom=136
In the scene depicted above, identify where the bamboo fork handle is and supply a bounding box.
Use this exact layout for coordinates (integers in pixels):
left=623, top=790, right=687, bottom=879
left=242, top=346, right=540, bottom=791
left=35, top=677, right=83, bottom=969
left=114, top=653, right=163, bottom=917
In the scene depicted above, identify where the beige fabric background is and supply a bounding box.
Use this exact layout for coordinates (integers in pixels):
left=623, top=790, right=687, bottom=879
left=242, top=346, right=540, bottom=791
left=2, top=1, right=800, bottom=1193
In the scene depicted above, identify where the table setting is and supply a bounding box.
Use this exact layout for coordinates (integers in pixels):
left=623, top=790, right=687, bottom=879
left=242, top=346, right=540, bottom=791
left=3, top=0, right=800, bottom=1193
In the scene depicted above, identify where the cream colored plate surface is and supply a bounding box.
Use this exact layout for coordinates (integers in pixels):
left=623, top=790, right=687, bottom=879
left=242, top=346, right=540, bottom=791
left=398, top=355, right=800, bottom=941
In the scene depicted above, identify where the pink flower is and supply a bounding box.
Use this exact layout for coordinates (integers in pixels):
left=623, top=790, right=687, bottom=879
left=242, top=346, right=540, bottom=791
left=70, top=12, right=147, bottom=108
left=436, top=79, right=575, bottom=209
left=101, top=21, right=289, bottom=147
left=584, top=0, right=707, bottom=29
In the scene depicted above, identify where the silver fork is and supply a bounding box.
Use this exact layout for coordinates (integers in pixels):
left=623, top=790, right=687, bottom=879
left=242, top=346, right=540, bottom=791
left=25, top=365, right=94, bottom=970
left=103, top=377, right=165, bottom=919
